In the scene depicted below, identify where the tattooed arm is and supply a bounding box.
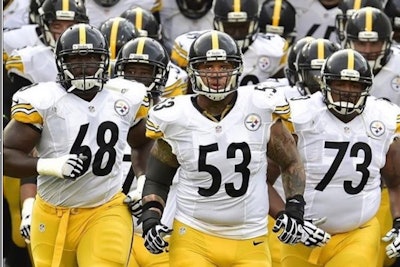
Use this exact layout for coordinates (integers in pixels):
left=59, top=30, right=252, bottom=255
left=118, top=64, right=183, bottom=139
left=267, top=119, right=305, bottom=199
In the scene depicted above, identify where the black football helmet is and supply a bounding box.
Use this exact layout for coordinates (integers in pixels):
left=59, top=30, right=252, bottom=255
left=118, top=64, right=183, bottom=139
left=115, top=37, right=170, bottom=97
left=188, top=30, right=243, bottom=101
left=99, top=17, right=139, bottom=61
left=259, top=0, right=296, bottom=47
left=176, top=0, right=213, bottom=19
left=213, top=0, right=259, bottom=51
left=284, top=36, right=315, bottom=87
left=55, top=23, right=110, bottom=92
left=120, top=7, right=162, bottom=42
left=384, top=0, right=400, bottom=43
left=38, top=0, right=89, bottom=47
left=321, top=49, right=372, bottom=117
left=344, top=7, right=393, bottom=74
left=335, top=0, right=383, bottom=43
left=94, top=0, right=119, bottom=7
left=295, top=38, right=341, bottom=95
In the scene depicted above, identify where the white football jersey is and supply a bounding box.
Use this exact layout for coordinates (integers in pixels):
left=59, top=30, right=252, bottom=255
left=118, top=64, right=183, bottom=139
left=85, top=0, right=162, bottom=28
left=171, top=31, right=287, bottom=86
left=159, top=0, right=214, bottom=53
left=11, top=78, right=148, bottom=207
left=288, top=0, right=341, bottom=43
left=163, top=62, right=188, bottom=97
left=290, top=92, right=400, bottom=234
left=369, top=46, right=400, bottom=106
left=6, top=45, right=57, bottom=83
left=3, top=0, right=30, bottom=30
left=146, top=86, right=293, bottom=239
left=3, top=24, right=43, bottom=59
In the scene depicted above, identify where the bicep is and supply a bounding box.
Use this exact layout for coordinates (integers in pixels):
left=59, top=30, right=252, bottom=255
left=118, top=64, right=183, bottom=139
left=381, top=137, right=400, bottom=188
left=4, top=119, right=40, bottom=153
left=267, top=119, right=298, bottom=169
left=151, top=138, right=179, bottom=168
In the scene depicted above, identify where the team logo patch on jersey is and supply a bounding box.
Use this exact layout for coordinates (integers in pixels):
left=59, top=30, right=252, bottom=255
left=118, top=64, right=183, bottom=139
left=370, top=120, right=385, bottom=137
left=114, top=100, right=129, bottom=116
left=258, top=56, right=271, bottom=72
left=245, top=114, right=261, bottom=131
left=390, top=76, right=400, bottom=92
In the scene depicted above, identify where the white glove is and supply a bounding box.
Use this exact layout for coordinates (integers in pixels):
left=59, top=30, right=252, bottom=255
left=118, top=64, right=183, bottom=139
left=123, top=175, right=146, bottom=218
left=272, top=212, right=304, bottom=245
left=20, top=197, right=34, bottom=243
left=144, top=224, right=172, bottom=254
left=37, top=154, right=87, bottom=180
left=382, top=218, right=400, bottom=259
left=301, top=217, right=331, bottom=247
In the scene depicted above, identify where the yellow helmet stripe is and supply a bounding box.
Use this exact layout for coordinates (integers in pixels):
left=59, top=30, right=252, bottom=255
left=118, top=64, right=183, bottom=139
left=347, top=49, right=354, bottom=70
left=136, top=37, right=145, bottom=54
left=135, top=8, right=143, bottom=30
left=110, top=18, right=121, bottom=59
left=317, top=39, right=325, bottom=59
left=365, top=7, right=373, bottom=32
left=79, top=24, right=86, bottom=44
left=212, top=31, right=219, bottom=49
left=62, top=0, right=69, bottom=10
left=234, top=0, right=241, bottom=12
left=272, top=0, right=282, bottom=26
left=353, top=0, right=361, bottom=9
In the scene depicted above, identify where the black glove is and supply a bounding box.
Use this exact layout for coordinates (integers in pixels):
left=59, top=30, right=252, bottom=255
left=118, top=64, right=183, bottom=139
left=140, top=204, right=172, bottom=254
left=301, top=217, right=331, bottom=247
left=382, top=217, right=400, bottom=258
left=272, top=195, right=305, bottom=245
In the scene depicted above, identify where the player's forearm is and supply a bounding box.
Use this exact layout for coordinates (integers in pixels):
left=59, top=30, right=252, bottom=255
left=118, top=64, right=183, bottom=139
left=388, top=184, right=400, bottom=220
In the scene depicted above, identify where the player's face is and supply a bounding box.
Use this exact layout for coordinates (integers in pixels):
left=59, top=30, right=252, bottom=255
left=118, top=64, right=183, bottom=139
left=49, top=20, right=78, bottom=42
left=328, top=79, right=365, bottom=105
left=221, top=21, right=250, bottom=40
left=351, top=40, right=384, bottom=60
left=196, top=61, right=235, bottom=90
left=64, top=54, right=103, bottom=78
left=123, top=63, right=154, bottom=86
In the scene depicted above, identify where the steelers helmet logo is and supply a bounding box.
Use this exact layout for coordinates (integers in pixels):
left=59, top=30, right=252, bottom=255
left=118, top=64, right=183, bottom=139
left=114, top=100, right=130, bottom=116
left=390, top=76, right=400, bottom=92
left=370, top=120, right=385, bottom=137
left=245, top=113, right=261, bottom=131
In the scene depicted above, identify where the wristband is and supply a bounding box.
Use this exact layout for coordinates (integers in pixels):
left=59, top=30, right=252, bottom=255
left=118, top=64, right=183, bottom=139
left=21, top=197, right=35, bottom=217
left=393, top=217, right=400, bottom=229
left=285, top=194, right=306, bottom=222
left=36, top=158, right=63, bottom=178
left=140, top=209, right=162, bottom=235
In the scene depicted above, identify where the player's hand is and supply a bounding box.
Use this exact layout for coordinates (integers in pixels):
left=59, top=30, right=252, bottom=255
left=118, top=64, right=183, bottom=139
left=37, top=154, right=87, bottom=180
left=123, top=175, right=146, bottom=218
left=382, top=218, right=400, bottom=258
left=301, top=217, right=331, bottom=247
left=272, top=211, right=304, bottom=244
left=143, top=224, right=172, bottom=254
left=20, top=198, right=35, bottom=243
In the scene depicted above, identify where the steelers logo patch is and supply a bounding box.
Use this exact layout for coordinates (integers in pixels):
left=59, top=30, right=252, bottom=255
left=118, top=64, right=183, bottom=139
left=114, top=100, right=129, bottom=116
left=370, top=120, right=385, bottom=137
left=245, top=114, right=261, bottom=131
left=391, top=76, right=400, bottom=92
left=258, top=56, right=271, bottom=72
